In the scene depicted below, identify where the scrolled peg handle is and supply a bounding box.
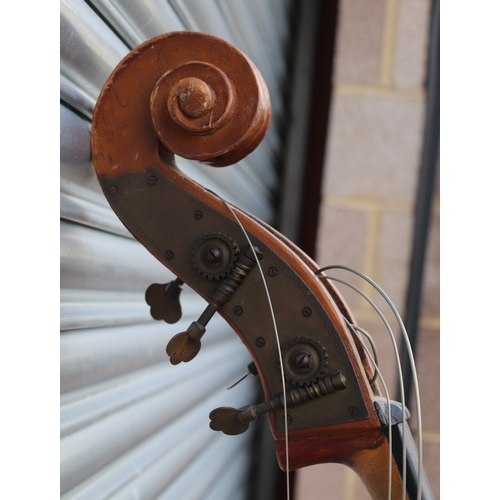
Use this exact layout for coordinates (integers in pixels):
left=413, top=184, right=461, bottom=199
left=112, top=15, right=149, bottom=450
left=145, top=279, right=183, bottom=324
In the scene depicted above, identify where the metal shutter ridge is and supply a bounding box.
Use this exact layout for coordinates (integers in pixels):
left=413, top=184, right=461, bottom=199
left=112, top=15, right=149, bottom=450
left=60, top=0, right=293, bottom=498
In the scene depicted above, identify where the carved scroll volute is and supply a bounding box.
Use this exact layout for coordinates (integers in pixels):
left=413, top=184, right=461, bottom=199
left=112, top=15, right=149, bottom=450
left=151, top=58, right=270, bottom=166
left=92, top=31, right=271, bottom=177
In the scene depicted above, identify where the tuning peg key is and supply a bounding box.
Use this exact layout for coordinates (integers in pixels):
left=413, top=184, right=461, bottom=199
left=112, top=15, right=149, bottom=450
left=210, top=371, right=347, bottom=435
left=166, top=246, right=263, bottom=364
left=146, top=278, right=183, bottom=324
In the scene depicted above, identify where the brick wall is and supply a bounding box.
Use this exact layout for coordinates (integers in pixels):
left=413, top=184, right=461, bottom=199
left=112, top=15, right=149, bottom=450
left=295, top=0, right=439, bottom=498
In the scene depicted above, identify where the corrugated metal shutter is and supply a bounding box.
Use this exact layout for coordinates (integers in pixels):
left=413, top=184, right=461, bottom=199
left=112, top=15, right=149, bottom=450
left=60, top=0, right=293, bottom=498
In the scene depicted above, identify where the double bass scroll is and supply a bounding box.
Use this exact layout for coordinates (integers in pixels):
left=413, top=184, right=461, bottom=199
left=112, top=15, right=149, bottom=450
left=91, top=31, right=434, bottom=500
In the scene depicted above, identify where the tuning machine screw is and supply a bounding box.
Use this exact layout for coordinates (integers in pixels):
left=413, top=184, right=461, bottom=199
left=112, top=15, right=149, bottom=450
left=191, top=232, right=239, bottom=280
left=292, top=351, right=312, bottom=371
left=282, top=337, right=328, bottom=386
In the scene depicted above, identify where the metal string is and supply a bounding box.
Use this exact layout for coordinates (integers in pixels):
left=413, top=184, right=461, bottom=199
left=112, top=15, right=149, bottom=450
left=344, top=317, right=393, bottom=500
left=206, top=190, right=422, bottom=500
left=210, top=192, right=291, bottom=500
left=317, top=266, right=423, bottom=500
left=319, top=274, right=403, bottom=498
left=350, top=323, right=379, bottom=384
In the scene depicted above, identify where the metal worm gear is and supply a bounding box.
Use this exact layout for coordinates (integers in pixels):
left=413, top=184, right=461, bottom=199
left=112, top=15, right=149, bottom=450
left=191, top=232, right=240, bottom=280
left=282, top=337, right=328, bottom=386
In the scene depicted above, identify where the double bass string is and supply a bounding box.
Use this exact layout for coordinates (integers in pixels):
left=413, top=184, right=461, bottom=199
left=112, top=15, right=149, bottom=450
left=344, top=319, right=394, bottom=500
left=319, top=274, right=399, bottom=499
left=317, top=266, right=424, bottom=500
left=209, top=191, right=291, bottom=500
left=205, top=190, right=423, bottom=500
left=350, top=323, right=380, bottom=384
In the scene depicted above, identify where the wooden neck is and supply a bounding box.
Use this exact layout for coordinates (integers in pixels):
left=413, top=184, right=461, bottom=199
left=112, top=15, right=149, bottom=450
left=347, top=437, right=409, bottom=500
left=276, top=400, right=435, bottom=500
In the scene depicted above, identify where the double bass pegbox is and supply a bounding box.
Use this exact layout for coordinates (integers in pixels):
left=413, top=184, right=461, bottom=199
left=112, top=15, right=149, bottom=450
left=92, top=30, right=374, bottom=474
